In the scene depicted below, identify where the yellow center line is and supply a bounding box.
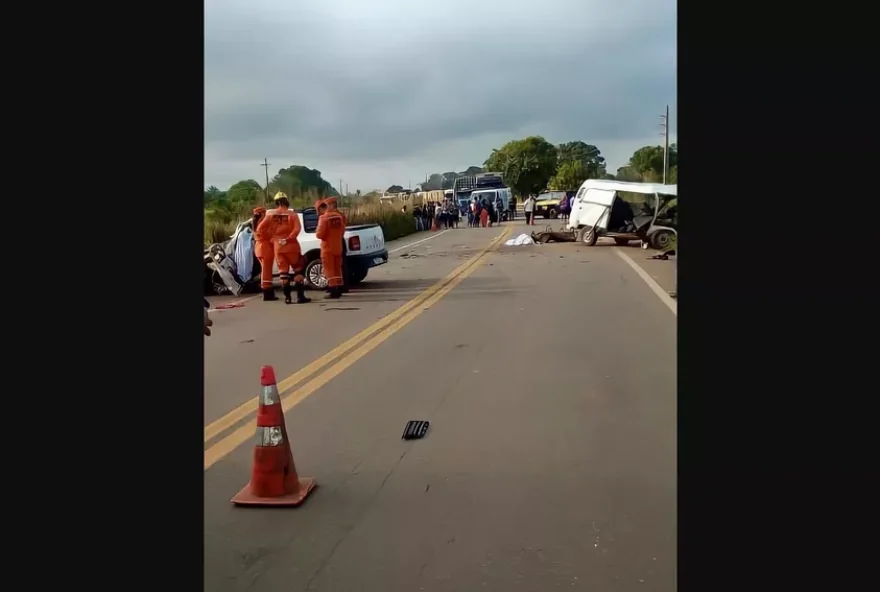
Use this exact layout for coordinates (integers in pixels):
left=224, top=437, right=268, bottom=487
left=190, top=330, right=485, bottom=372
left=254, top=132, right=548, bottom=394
left=204, top=225, right=511, bottom=470
left=203, top=228, right=511, bottom=443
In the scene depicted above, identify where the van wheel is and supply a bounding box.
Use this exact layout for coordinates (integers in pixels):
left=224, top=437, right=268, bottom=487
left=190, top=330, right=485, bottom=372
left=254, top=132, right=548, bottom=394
left=650, top=230, right=674, bottom=250
left=576, top=226, right=598, bottom=246
left=548, top=208, right=558, bottom=219
left=304, top=258, right=328, bottom=289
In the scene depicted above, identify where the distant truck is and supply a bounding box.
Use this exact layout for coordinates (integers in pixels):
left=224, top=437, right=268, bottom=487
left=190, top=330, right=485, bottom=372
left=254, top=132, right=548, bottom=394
left=204, top=207, right=388, bottom=294
left=451, top=172, right=510, bottom=218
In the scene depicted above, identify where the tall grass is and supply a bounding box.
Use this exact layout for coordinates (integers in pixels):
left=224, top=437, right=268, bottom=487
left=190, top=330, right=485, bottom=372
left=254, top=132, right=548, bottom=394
left=203, top=200, right=417, bottom=247
left=345, top=203, right=415, bottom=242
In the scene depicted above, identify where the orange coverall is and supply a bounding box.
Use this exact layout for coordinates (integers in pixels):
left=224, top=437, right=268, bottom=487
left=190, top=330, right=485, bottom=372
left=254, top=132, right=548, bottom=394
left=256, top=205, right=305, bottom=289
left=252, top=207, right=275, bottom=290
left=316, top=208, right=345, bottom=288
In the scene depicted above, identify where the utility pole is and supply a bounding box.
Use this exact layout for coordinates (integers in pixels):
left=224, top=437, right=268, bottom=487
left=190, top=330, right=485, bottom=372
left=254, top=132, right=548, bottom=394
left=261, top=158, right=271, bottom=204
left=659, top=105, right=670, bottom=184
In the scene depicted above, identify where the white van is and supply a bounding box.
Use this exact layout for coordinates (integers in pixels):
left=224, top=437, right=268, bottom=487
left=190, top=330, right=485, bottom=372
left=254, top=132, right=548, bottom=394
left=567, top=179, right=677, bottom=248
left=471, top=188, right=511, bottom=219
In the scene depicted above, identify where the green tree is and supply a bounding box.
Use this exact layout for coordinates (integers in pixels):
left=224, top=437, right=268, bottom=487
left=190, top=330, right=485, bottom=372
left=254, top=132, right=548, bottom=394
left=615, top=165, right=642, bottom=181
left=226, top=179, right=264, bottom=206
left=421, top=174, right=445, bottom=191
left=483, top=136, right=558, bottom=197
left=549, top=160, right=588, bottom=190
left=628, top=144, right=678, bottom=182
left=556, top=141, right=605, bottom=179
left=386, top=185, right=405, bottom=193
left=204, top=185, right=226, bottom=206
left=270, top=165, right=337, bottom=199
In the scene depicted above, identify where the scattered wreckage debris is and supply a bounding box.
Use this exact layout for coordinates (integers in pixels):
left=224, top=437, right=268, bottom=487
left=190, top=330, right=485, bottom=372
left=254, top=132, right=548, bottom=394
left=402, top=420, right=430, bottom=440
left=505, top=226, right=576, bottom=246
left=531, top=225, right=576, bottom=244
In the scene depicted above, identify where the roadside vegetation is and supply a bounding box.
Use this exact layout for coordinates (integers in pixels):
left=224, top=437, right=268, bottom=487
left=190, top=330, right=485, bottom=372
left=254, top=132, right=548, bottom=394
left=204, top=142, right=677, bottom=246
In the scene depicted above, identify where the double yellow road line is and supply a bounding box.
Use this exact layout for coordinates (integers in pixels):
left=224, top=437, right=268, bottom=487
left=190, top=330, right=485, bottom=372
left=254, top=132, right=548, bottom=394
left=204, top=227, right=512, bottom=470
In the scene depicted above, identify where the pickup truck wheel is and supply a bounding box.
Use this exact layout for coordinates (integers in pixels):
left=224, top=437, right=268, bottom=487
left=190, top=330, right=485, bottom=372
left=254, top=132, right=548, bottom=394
left=349, top=269, right=368, bottom=284
left=304, top=258, right=328, bottom=290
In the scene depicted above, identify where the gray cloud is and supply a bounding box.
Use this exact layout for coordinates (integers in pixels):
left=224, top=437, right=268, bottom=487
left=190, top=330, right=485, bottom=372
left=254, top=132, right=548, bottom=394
left=205, top=0, right=676, bottom=191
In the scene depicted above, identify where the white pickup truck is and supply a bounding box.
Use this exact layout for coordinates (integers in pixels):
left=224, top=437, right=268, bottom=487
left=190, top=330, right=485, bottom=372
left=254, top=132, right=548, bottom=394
left=204, top=207, right=388, bottom=294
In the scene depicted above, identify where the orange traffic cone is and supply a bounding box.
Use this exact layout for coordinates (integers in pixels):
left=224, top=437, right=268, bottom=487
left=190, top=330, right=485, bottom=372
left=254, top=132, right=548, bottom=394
left=231, top=365, right=317, bottom=507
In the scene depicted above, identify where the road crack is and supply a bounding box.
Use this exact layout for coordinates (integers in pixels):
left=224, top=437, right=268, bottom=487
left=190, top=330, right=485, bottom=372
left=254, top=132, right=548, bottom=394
left=301, top=448, right=412, bottom=592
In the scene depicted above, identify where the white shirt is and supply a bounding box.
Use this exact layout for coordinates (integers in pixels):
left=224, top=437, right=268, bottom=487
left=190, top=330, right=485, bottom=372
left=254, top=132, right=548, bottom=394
left=523, top=197, right=536, bottom=212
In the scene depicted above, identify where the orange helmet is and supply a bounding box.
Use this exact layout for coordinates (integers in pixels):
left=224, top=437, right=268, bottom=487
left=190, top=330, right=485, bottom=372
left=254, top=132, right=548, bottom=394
left=324, top=196, right=338, bottom=207
left=314, top=199, right=326, bottom=210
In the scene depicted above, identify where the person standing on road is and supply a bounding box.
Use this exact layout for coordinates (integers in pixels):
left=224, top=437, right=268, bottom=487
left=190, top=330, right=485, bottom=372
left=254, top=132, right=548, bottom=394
left=252, top=205, right=278, bottom=301
left=316, top=199, right=333, bottom=293
left=256, top=192, right=311, bottom=304
left=523, top=194, right=536, bottom=225
left=413, top=204, right=423, bottom=231
left=338, top=202, right=351, bottom=293
left=509, top=195, right=517, bottom=220
left=316, top=196, right=346, bottom=299
left=480, top=198, right=490, bottom=227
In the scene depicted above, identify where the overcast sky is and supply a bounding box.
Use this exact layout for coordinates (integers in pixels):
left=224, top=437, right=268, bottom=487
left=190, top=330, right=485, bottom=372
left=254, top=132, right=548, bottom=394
left=205, top=0, right=676, bottom=192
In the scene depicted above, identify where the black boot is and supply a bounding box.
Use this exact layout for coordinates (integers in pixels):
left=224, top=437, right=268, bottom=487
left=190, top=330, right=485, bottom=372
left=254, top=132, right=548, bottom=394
left=295, top=282, right=311, bottom=304
left=263, top=288, right=279, bottom=301
left=282, top=283, right=292, bottom=304
left=325, top=286, right=341, bottom=299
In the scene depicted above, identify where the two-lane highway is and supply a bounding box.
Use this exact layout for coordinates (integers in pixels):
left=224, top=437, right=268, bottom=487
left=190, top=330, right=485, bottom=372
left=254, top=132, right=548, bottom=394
left=204, top=221, right=676, bottom=592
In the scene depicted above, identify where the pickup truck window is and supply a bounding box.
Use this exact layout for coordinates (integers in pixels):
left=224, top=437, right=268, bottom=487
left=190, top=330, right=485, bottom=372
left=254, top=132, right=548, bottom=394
left=302, top=210, right=319, bottom=232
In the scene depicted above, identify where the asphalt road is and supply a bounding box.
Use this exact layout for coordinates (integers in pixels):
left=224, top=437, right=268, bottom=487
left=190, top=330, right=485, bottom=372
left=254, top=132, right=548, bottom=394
left=204, top=220, right=677, bottom=592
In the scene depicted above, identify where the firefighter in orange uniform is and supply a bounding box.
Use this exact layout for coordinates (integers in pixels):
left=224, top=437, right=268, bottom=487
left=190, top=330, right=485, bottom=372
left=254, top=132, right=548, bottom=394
left=252, top=206, right=277, bottom=301
left=256, top=192, right=312, bottom=304
left=318, top=199, right=350, bottom=292
left=316, top=196, right=346, bottom=299
left=338, top=204, right=350, bottom=293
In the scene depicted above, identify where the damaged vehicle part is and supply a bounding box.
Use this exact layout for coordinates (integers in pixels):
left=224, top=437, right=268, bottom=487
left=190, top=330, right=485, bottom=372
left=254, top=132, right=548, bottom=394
left=402, top=420, right=430, bottom=440
left=567, top=180, right=677, bottom=247
left=530, top=225, right=576, bottom=244
left=203, top=207, right=390, bottom=295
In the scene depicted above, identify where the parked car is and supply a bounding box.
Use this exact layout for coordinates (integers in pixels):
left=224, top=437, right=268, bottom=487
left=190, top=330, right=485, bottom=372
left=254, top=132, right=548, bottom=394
left=534, top=190, right=576, bottom=219
left=203, top=207, right=388, bottom=295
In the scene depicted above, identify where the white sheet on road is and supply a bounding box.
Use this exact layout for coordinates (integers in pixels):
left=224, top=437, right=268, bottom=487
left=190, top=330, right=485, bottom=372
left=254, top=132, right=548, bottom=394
left=505, top=233, right=535, bottom=246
